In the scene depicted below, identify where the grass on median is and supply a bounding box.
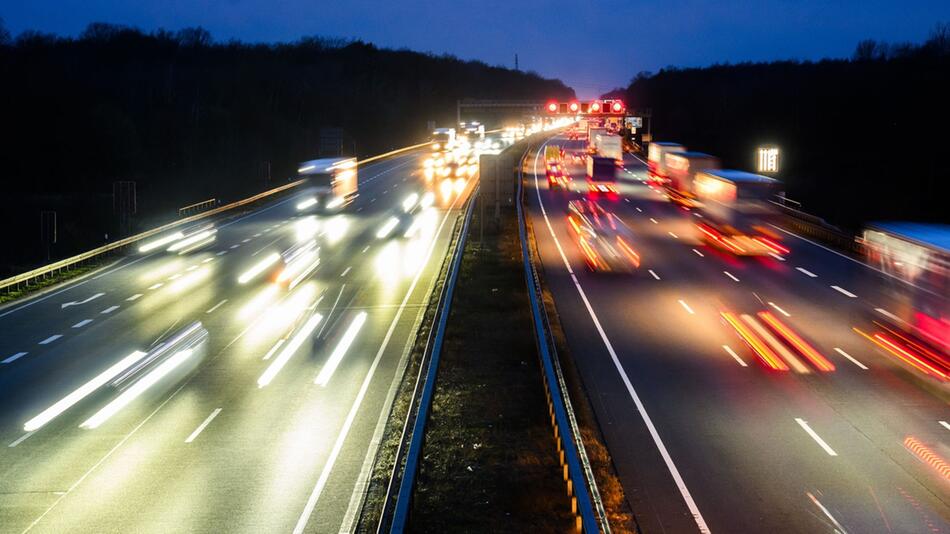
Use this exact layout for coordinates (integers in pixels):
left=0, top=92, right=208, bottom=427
left=0, top=261, right=107, bottom=304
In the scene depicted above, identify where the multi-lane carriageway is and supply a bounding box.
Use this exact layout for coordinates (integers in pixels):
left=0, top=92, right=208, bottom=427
left=527, top=134, right=950, bottom=533
left=0, top=150, right=477, bottom=533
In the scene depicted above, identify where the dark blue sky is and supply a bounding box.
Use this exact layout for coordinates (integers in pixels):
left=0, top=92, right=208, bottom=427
left=3, top=1, right=948, bottom=98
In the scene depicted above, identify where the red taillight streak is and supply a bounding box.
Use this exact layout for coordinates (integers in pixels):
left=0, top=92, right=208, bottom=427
left=722, top=312, right=789, bottom=371
left=616, top=237, right=640, bottom=267
left=758, top=312, right=835, bottom=371
left=874, top=333, right=949, bottom=380
left=755, top=236, right=790, bottom=255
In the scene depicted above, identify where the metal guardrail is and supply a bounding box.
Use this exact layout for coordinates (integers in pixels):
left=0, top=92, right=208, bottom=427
left=769, top=199, right=862, bottom=254
left=384, top=183, right=479, bottom=533
left=0, top=142, right=431, bottom=294
left=178, top=198, right=217, bottom=217
left=515, top=142, right=603, bottom=533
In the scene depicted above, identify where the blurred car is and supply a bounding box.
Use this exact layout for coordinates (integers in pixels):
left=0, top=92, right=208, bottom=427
left=546, top=163, right=570, bottom=191
left=566, top=199, right=641, bottom=273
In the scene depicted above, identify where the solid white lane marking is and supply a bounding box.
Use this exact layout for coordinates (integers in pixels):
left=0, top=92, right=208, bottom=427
left=834, top=348, right=868, bottom=370
left=650, top=218, right=658, bottom=224
left=668, top=231, right=679, bottom=239
left=831, top=285, right=857, bottom=298
left=340, top=267, right=352, bottom=277
left=38, top=335, right=62, bottom=345
left=126, top=294, right=142, bottom=301
left=795, top=418, right=838, bottom=456
left=724, top=271, right=739, bottom=282
left=72, top=319, right=93, bottom=329
left=8, top=432, right=34, bottom=447
left=2, top=352, right=28, bottom=364
left=939, top=421, right=950, bottom=432
left=100, top=305, right=119, bottom=314
left=693, top=249, right=705, bottom=257
left=768, top=302, right=791, bottom=317
left=678, top=300, right=695, bottom=315
left=206, top=299, right=228, bottom=314
left=60, top=292, right=105, bottom=309
left=768, top=253, right=786, bottom=262
left=875, top=308, right=901, bottom=322
left=523, top=142, right=711, bottom=533
left=184, top=408, right=222, bottom=443
left=148, top=283, right=163, bottom=290
left=648, top=269, right=660, bottom=280
left=723, top=345, right=748, bottom=367
left=796, top=267, right=818, bottom=278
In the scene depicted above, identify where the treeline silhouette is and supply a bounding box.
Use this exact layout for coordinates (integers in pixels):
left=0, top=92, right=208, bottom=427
left=0, top=20, right=572, bottom=273
left=621, top=23, right=950, bottom=232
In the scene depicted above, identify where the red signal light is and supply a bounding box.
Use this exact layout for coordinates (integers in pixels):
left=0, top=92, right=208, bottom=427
left=611, top=101, right=623, bottom=113
left=569, top=102, right=579, bottom=112
left=547, top=102, right=558, bottom=113
left=590, top=102, right=601, bottom=112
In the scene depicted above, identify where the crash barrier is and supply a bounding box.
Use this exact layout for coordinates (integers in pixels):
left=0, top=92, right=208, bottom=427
left=769, top=200, right=863, bottom=254
left=178, top=198, right=217, bottom=217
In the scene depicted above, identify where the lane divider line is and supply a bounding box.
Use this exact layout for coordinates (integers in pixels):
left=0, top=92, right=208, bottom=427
left=648, top=269, right=660, bottom=281
left=796, top=267, right=818, bottom=278
left=831, top=285, right=857, bottom=298
left=723, top=345, right=748, bottom=367
left=126, top=294, right=142, bottom=301
left=72, top=319, right=93, bottom=329
left=693, top=249, right=705, bottom=257
left=768, top=302, right=790, bottom=317
left=2, top=352, right=28, bottom=364
left=206, top=299, right=228, bottom=314
left=678, top=300, right=695, bottom=315
left=184, top=408, right=222, bottom=443
left=724, top=271, right=739, bottom=282
left=100, top=305, right=119, bottom=315
left=38, top=335, right=62, bottom=345
left=834, top=348, right=868, bottom=370
left=796, top=418, right=838, bottom=456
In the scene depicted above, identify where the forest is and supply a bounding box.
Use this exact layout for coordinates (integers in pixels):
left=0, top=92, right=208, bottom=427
left=621, top=24, right=950, bottom=231
left=0, top=21, right=572, bottom=273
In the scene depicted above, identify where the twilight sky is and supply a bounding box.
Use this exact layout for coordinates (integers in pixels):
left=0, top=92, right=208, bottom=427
left=3, top=0, right=948, bottom=98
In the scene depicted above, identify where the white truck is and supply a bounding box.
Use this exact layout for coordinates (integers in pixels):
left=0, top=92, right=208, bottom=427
left=693, top=169, right=786, bottom=256
left=431, top=128, right=456, bottom=152
left=664, top=151, right=720, bottom=207
left=296, top=157, right=358, bottom=211
left=647, top=142, right=686, bottom=183
left=594, top=133, right=622, bottom=163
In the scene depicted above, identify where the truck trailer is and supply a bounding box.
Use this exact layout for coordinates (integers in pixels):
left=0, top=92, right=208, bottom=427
left=594, top=133, right=623, bottom=164
left=664, top=152, right=720, bottom=207
left=693, top=169, right=786, bottom=256
left=647, top=142, right=686, bottom=183
left=586, top=156, right=618, bottom=194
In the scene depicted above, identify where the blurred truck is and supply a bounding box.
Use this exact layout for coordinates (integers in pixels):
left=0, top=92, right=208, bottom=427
left=586, top=156, right=617, bottom=194
left=587, top=127, right=608, bottom=155
left=296, top=157, right=358, bottom=211
left=431, top=128, right=456, bottom=152
left=693, top=169, right=787, bottom=256
left=647, top=142, right=686, bottom=183
left=664, top=152, right=720, bottom=207
left=594, top=133, right=623, bottom=164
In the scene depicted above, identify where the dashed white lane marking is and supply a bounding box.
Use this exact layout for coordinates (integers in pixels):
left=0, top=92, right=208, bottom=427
left=874, top=308, right=901, bottom=322
left=2, top=352, right=28, bottom=364
left=185, top=265, right=198, bottom=272
left=148, top=283, right=163, bottom=290
left=340, top=267, right=352, bottom=277
left=768, top=302, right=791, bottom=317
left=723, top=345, right=748, bottom=367
left=206, top=300, right=228, bottom=314
left=939, top=421, right=950, bottom=432
left=834, top=348, right=868, bottom=370
left=648, top=269, right=661, bottom=280
left=724, top=271, right=740, bottom=282
left=72, top=319, right=93, bottom=329
left=242, top=238, right=251, bottom=243
left=650, top=218, right=658, bottom=224
left=357, top=207, right=364, bottom=212
left=796, top=267, right=818, bottom=278
left=768, top=253, right=786, bottom=262
left=362, top=246, right=370, bottom=254
left=184, top=408, right=222, bottom=443
left=693, top=249, right=705, bottom=257
left=668, top=231, right=679, bottom=239
left=202, top=258, right=215, bottom=264
left=678, top=300, right=695, bottom=315
left=795, top=418, right=838, bottom=456
left=624, top=198, right=630, bottom=203
left=636, top=207, right=642, bottom=212
left=370, top=198, right=376, bottom=203
left=831, top=285, right=857, bottom=298
left=38, top=335, right=62, bottom=345
left=253, top=233, right=262, bottom=237
left=217, top=250, right=228, bottom=256
left=693, top=212, right=703, bottom=218
left=168, top=274, right=182, bottom=281
left=230, top=244, right=240, bottom=250
left=100, top=305, right=120, bottom=315
left=8, top=432, right=34, bottom=447
left=126, top=294, right=142, bottom=301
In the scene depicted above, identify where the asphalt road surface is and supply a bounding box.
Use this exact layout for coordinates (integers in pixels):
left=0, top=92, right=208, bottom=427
left=525, top=134, right=950, bottom=533
left=0, top=148, right=478, bottom=533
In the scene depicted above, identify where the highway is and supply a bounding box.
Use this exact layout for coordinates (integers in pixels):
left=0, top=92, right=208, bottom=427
left=0, top=148, right=477, bottom=533
left=525, top=134, right=950, bottom=533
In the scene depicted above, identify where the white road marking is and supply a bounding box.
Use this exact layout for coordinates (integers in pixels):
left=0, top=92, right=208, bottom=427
left=262, top=339, right=285, bottom=361
left=678, top=300, right=696, bottom=315
left=60, top=292, right=105, bottom=309
left=72, top=319, right=93, bottom=328
left=624, top=198, right=630, bottom=203
left=530, top=141, right=710, bottom=534
left=168, top=273, right=182, bottom=281
left=693, top=249, right=705, bottom=257
left=723, top=345, right=748, bottom=367
left=8, top=432, right=34, bottom=447
left=693, top=212, right=703, bottom=218
left=834, top=348, right=868, bottom=370
left=184, top=408, right=222, bottom=443
left=253, top=233, right=262, bottom=238
left=796, top=267, right=818, bottom=278
left=831, top=285, right=857, bottom=298
left=356, top=207, right=364, bottom=212
left=340, top=267, right=352, bottom=277
left=875, top=308, right=901, bottom=322
left=795, top=418, right=838, bottom=456
left=724, top=271, right=740, bottom=282
left=668, top=231, right=679, bottom=239
left=230, top=244, right=240, bottom=249
left=939, top=421, right=950, bottom=432
left=370, top=198, right=376, bottom=203
left=148, top=283, right=163, bottom=290
left=202, top=258, right=215, bottom=264
left=768, top=253, right=786, bottom=262
left=648, top=269, right=661, bottom=280
left=242, top=238, right=251, bottom=243
left=185, top=265, right=198, bottom=272
left=650, top=217, right=658, bottom=224
left=100, top=305, right=119, bottom=314
left=2, top=352, right=28, bottom=364
left=216, top=250, right=228, bottom=256
left=768, top=302, right=791, bottom=317
left=38, top=335, right=62, bottom=345
left=807, top=491, right=848, bottom=533
left=636, top=207, right=642, bottom=212
left=126, top=294, right=142, bottom=301
left=206, top=300, right=228, bottom=314
left=362, top=246, right=370, bottom=254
